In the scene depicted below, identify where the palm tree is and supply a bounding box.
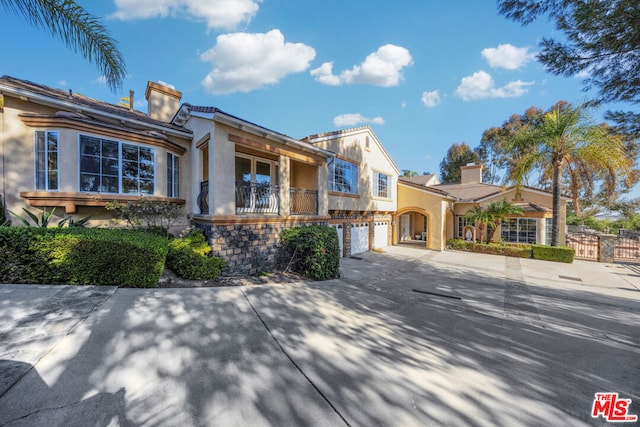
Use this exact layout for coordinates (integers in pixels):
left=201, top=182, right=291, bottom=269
left=1, top=0, right=126, bottom=91
left=465, top=200, right=524, bottom=244
left=506, top=101, right=628, bottom=246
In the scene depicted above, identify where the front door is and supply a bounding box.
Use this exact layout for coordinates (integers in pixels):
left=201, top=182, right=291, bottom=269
left=400, top=214, right=411, bottom=241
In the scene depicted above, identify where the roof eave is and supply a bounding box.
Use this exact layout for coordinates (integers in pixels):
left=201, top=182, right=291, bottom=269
left=0, top=82, right=192, bottom=139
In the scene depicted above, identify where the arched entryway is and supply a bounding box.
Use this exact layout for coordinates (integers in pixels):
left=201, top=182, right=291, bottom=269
left=394, top=207, right=431, bottom=248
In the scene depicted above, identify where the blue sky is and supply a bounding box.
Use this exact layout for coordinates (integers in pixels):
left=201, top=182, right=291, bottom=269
left=1, top=1, right=622, bottom=182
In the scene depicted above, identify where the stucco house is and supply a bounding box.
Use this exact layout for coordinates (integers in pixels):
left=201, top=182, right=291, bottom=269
left=0, top=76, right=192, bottom=222
left=0, top=75, right=565, bottom=275
left=303, top=127, right=400, bottom=257
left=396, top=163, right=567, bottom=249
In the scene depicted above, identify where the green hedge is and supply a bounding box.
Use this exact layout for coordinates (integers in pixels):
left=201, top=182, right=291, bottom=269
left=281, top=225, right=340, bottom=280
left=532, top=245, right=575, bottom=263
left=0, top=227, right=168, bottom=287
left=447, top=239, right=533, bottom=258
left=166, top=231, right=225, bottom=280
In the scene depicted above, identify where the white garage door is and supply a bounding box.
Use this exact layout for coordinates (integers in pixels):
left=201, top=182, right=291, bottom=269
left=350, top=223, right=369, bottom=255
left=331, top=224, right=344, bottom=257
left=374, top=221, right=389, bottom=248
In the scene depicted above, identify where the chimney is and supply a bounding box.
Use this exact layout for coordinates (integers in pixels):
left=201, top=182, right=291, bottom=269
left=145, top=81, right=182, bottom=122
left=460, top=163, right=482, bottom=184
left=129, top=89, right=134, bottom=111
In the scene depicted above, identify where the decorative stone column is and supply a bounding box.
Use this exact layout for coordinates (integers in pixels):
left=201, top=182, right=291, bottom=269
left=598, top=234, right=616, bottom=263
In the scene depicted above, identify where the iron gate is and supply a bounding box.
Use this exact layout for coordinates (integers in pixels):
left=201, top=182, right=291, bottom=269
left=566, top=232, right=599, bottom=261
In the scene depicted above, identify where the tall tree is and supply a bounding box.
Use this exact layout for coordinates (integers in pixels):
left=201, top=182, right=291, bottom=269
left=506, top=102, right=630, bottom=246
left=1, top=0, right=126, bottom=91
left=439, top=142, right=481, bottom=183
left=498, top=0, right=640, bottom=136
left=401, top=170, right=418, bottom=177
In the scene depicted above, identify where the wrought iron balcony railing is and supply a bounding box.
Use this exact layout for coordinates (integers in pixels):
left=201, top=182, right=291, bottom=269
left=290, top=188, right=318, bottom=215
left=198, top=180, right=209, bottom=215
left=236, top=181, right=279, bottom=214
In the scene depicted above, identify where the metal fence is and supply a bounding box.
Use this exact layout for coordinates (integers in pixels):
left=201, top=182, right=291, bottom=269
left=566, top=232, right=599, bottom=261
left=290, top=188, right=318, bottom=215
left=235, top=181, right=279, bottom=214
left=566, top=231, right=640, bottom=263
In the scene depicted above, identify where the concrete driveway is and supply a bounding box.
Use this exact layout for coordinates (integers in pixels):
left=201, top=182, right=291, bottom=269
left=0, top=246, right=639, bottom=426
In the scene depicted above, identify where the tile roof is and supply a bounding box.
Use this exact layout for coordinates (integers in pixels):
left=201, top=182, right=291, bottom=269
left=431, top=182, right=507, bottom=201
left=398, top=178, right=455, bottom=198
left=401, top=174, right=440, bottom=186
left=0, top=75, right=189, bottom=134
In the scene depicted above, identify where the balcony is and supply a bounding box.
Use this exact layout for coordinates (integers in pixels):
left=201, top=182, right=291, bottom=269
left=236, top=181, right=279, bottom=214
left=198, top=181, right=209, bottom=214
left=290, top=188, right=318, bottom=215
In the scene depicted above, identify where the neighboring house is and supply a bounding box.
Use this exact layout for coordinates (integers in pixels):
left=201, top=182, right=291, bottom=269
left=396, top=163, right=567, bottom=249
left=0, top=76, right=192, bottom=224
left=303, top=127, right=400, bottom=257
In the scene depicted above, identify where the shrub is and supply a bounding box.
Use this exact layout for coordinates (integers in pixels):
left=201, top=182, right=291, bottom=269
left=447, top=239, right=533, bottom=258
left=281, top=225, right=340, bottom=280
left=106, top=198, right=184, bottom=235
left=166, top=231, right=225, bottom=280
left=0, top=227, right=167, bottom=287
left=532, top=245, right=575, bottom=263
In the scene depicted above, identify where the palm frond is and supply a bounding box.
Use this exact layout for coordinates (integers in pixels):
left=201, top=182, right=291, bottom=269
left=0, top=0, right=126, bottom=92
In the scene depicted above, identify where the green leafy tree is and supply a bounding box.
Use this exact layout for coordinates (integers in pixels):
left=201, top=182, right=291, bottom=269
left=1, top=0, right=126, bottom=91
left=498, top=0, right=640, bottom=135
left=465, top=200, right=524, bottom=243
left=439, top=142, right=481, bottom=183
left=506, top=102, right=630, bottom=246
left=401, top=170, right=418, bottom=177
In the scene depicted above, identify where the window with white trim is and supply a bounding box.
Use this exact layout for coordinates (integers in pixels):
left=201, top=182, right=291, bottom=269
left=329, top=158, right=358, bottom=194
left=501, top=217, right=537, bottom=244
left=79, top=135, right=155, bottom=195
left=455, top=216, right=472, bottom=238
left=35, top=131, right=59, bottom=191
left=167, top=153, right=179, bottom=197
left=373, top=171, right=389, bottom=198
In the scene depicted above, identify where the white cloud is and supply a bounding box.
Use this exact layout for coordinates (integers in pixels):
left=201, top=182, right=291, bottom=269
left=421, top=90, right=441, bottom=107
left=58, top=80, right=68, bottom=87
left=111, top=0, right=261, bottom=30
left=481, top=44, right=535, bottom=70
left=455, top=70, right=533, bottom=101
left=200, top=29, right=316, bottom=94
left=95, top=75, right=107, bottom=85
left=333, top=113, right=385, bottom=128
left=311, top=44, right=413, bottom=87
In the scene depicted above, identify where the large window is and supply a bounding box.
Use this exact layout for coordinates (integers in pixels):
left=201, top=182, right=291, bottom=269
left=235, top=154, right=279, bottom=213
left=167, top=153, right=179, bottom=197
left=373, top=171, right=389, bottom=198
left=329, top=158, right=358, bottom=194
left=79, top=135, right=154, bottom=195
left=501, top=218, right=537, bottom=244
left=545, top=218, right=552, bottom=246
left=35, top=131, right=59, bottom=190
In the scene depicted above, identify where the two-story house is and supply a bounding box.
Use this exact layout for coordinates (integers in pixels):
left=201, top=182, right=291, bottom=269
left=303, top=127, right=400, bottom=257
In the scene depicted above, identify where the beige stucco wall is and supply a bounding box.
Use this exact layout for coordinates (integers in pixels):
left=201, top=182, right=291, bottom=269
left=396, top=182, right=450, bottom=250
left=187, top=118, right=329, bottom=218
left=311, top=128, right=398, bottom=213
left=0, top=95, right=191, bottom=226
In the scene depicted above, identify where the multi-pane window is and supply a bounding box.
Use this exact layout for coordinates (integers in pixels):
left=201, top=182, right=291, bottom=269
left=329, top=158, right=358, bottom=194
left=167, top=153, right=180, bottom=197
left=373, top=171, right=389, bottom=198
left=456, top=216, right=472, bottom=238
left=35, top=131, right=59, bottom=190
left=501, top=218, right=537, bottom=244
left=79, top=135, right=154, bottom=195
left=545, top=218, right=553, bottom=246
